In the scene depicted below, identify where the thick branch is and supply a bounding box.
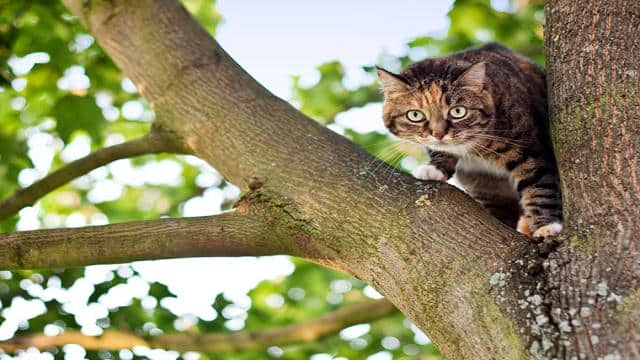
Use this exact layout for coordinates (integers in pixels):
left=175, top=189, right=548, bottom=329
left=59, top=0, right=534, bottom=358
left=0, top=299, right=395, bottom=353
left=0, top=210, right=299, bottom=270
left=0, top=130, right=187, bottom=221
left=31, top=0, right=640, bottom=357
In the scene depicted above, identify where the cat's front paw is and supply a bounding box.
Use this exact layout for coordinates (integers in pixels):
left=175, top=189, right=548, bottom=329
left=412, top=164, right=447, bottom=182
left=532, top=222, right=563, bottom=238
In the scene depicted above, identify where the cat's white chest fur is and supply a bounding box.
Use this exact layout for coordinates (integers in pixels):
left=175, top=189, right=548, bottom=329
left=425, top=142, right=510, bottom=178
left=456, top=155, right=510, bottom=178
left=427, top=143, right=511, bottom=178
left=426, top=143, right=472, bottom=158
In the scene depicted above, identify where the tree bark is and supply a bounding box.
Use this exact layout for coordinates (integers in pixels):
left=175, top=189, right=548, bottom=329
left=0, top=0, right=630, bottom=358
left=0, top=211, right=301, bottom=269
left=542, top=0, right=640, bottom=358
left=58, top=0, right=532, bottom=358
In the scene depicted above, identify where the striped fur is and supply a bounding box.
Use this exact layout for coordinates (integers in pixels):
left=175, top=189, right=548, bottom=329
left=377, top=43, right=562, bottom=237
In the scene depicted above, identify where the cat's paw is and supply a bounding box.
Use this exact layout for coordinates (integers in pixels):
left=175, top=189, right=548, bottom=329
left=412, top=164, right=447, bottom=182
left=532, top=222, right=563, bottom=238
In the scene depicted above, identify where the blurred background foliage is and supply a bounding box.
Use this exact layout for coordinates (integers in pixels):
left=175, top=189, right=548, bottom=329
left=0, top=0, right=542, bottom=359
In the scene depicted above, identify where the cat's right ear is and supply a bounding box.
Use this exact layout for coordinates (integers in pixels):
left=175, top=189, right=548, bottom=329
left=456, top=62, right=486, bottom=89
left=376, top=67, right=408, bottom=95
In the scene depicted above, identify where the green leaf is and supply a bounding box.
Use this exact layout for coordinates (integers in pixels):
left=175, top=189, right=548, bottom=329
left=52, top=94, right=104, bottom=142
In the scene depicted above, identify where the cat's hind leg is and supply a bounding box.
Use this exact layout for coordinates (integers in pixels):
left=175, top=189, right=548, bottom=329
left=456, top=169, right=521, bottom=229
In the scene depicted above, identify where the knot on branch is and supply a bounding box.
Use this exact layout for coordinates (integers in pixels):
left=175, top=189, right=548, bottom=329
left=232, top=182, right=344, bottom=261
left=149, top=122, right=192, bottom=154
left=235, top=186, right=310, bottom=228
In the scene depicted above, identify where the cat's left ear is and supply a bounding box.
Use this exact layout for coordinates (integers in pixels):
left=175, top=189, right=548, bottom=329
left=456, top=62, right=486, bottom=88
left=376, top=66, right=409, bottom=95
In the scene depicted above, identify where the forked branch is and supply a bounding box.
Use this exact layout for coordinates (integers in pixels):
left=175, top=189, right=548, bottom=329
left=55, top=0, right=532, bottom=357
left=0, top=299, right=395, bottom=353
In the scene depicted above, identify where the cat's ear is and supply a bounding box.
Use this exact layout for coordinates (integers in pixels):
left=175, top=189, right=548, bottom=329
left=456, top=62, right=486, bottom=88
left=376, top=67, right=408, bottom=95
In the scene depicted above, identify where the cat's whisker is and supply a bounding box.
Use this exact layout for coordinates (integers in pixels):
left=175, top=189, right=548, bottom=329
left=376, top=43, right=562, bottom=235
left=378, top=146, right=404, bottom=171
left=473, top=133, right=529, bottom=143
left=364, top=154, right=386, bottom=175
left=368, top=143, right=404, bottom=176
left=462, top=130, right=517, bottom=138
left=367, top=141, right=410, bottom=184
left=473, top=142, right=508, bottom=160
left=478, top=144, right=506, bottom=159
left=383, top=151, right=406, bottom=184
left=359, top=138, right=398, bottom=150
left=466, top=130, right=529, bottom=141
left=469, top=144, right=485, bottom=160
left=465, top=133, right=529, bottom=147
left=364, top=142, right=397, bottom=167
left=477, top=129, right=516, bottom=133
left=463, top=129, right=514, bottom=135
left=367, top=157, right=387, bottom=175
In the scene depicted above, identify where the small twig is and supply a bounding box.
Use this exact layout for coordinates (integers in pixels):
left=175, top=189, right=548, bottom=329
left=0, top=129, right=188, bottom=221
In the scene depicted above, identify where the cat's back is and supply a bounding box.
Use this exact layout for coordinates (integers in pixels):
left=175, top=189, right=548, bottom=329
left=402, top=42, right=545, bottom=97
left=468, top=43, right=546, bottom=97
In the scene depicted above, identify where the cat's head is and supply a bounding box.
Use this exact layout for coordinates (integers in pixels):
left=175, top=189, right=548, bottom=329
left=377, top=61, right=495, bottom=155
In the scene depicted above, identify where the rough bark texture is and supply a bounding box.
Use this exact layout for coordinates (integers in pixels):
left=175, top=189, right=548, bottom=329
left=59, top=0, right=531, bottom=358
left=0, top=212, right=300, bottom=269
left=1, top=0, right=636, bottom=358
left=542, top=1, right=640, bottom=358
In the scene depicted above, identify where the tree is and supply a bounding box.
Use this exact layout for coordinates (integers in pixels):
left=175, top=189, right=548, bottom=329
left=0, top=0, right=637, bottom=359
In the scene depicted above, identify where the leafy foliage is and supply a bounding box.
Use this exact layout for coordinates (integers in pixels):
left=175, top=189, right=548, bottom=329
left=0, top=0, right=542, bottom=359
left=52, top=95, right=104, bottom=142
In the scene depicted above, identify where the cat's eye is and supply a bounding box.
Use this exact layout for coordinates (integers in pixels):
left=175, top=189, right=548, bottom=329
left=449, top=106, right=467, bottom=119
left=406, top=110, right=426, bottom=122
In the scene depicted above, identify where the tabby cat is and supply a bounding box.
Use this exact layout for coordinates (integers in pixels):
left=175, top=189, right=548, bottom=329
left=377, top=43, right=562, bottom=238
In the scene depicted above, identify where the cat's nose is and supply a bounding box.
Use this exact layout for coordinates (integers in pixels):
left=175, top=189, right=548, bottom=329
left=432, top=130, right=446, bottom=140
left=429, top=121, right=448, bottom=140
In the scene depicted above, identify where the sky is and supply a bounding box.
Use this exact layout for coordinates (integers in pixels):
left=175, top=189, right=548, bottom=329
left=215, top=0, right=453, bottom=99
left=3, top=1, right=455, bottom=358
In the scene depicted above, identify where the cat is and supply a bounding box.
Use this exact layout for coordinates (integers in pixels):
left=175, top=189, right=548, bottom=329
left=376, top=42, right=562, bottom=238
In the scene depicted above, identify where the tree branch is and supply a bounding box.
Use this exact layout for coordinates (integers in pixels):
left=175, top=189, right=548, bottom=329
left=57, top=1, right=534, bottom=358
left=0, top=299, right=395, bottom=353
left=0, top=210, right=301, bottom=270
left=0, top=130, right=188, bottom=221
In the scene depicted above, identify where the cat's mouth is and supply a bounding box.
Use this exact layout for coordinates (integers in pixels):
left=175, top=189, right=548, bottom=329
left=427, top=141, right=474, bottom=157
left=413, top=136, right=474, bottom=156
left=415, top=135, right=461, bottom=146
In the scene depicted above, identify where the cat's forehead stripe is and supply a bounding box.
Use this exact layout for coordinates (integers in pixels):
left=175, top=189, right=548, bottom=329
left=424, top=81, right=444, bottom=107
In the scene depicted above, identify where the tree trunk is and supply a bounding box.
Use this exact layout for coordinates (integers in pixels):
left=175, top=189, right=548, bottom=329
left=3, top=0, right=633, bottom=358
left=542, top=0, right=640, bottom=358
